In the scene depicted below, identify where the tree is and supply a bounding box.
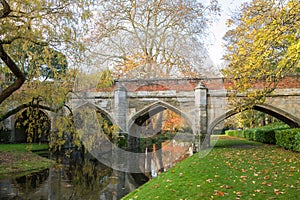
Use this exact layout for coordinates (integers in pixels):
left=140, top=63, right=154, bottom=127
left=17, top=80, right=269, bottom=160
left=222, top=0, right=300, bottom=108
left=224, top=110, right=278, bottom=130
left=97, top=69, right=114, bottom=91
left=0, top=0, right=96, bottom=149
left=86, top=0, right=220, bottom=78
left=1, top=44, right=68, bottom=86
left=162, top=110, right=187, bottom=132
left=0, top=0, right=93, bottom=105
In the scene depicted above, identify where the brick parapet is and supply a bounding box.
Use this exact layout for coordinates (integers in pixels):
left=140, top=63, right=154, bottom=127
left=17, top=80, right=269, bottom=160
left=90, top=74, right=300, bottom=92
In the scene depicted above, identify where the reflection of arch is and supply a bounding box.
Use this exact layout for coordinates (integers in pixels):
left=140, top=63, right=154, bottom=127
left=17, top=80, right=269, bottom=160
left=208, top=104, right=300, bottom=134
left=128, top=100, right=193, bottom=130
left=14, top=109, right=51, bottom=143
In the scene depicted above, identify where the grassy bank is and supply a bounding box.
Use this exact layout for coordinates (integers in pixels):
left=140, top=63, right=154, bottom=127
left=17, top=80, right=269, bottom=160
left=122, top=136, right=300, bottom=199
left=0, top=143, right=55, bottom=178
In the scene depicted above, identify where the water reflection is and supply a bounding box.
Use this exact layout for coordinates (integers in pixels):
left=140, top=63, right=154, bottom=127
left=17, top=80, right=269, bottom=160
left=0, top=137, right=192, bottom=199
left=0, top=153, right=147, bottom=200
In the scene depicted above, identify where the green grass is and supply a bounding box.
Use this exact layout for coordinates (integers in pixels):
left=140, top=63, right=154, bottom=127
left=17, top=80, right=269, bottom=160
left=0, top=143, right=54, bottom=178
left=212, top=135, right=263, bottom=148
left=122, top=136, right=300, bottom=200
left=0, top=143, right=48, bottom=152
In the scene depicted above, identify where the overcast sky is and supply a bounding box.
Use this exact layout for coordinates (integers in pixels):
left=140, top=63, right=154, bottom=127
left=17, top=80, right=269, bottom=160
left=206, top=0, right=250, bottom=67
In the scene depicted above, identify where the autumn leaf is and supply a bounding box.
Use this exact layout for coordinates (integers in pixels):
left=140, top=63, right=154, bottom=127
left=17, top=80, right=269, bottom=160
left=217, top=191, right=225, bottom=196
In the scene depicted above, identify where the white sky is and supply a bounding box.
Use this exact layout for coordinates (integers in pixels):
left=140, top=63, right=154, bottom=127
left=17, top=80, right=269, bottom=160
left=206, top=0, right=250, bottom=67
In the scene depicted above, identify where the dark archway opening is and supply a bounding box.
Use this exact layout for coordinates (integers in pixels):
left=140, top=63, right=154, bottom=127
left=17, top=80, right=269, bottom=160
left=129, top=107, right=192, bottom=152
left=71, top=104, right=121, bottom=153
left=14, top=109, right=50, bottom=143
left=128, top=106, right=193, bottom=177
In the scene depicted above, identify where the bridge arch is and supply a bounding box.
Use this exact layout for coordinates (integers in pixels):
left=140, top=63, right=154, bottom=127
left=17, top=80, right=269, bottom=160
left=128, top=100, right=193, bottom=131
left=73, top=102, right=115, bottom=125
left=252, top=104, right=300, bottom=128
left=208, top=104, right=300, bottom=134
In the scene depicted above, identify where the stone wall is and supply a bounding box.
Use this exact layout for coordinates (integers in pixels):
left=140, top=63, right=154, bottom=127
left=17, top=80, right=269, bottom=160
left=5, top=76, right=300, bottom=147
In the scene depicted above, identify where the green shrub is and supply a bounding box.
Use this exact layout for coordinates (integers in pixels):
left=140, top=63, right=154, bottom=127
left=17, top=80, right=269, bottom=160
left=259, top=122, right=289, bottom=130
left=254, top=130, right=276, bottom=144
left=275, top=129, right=300, bottom=151
left=244, top=129, right=255, bottom=140
left=295, top=133, right=300, bottom=152
left=243, top=122, right=289, bottom=144
left=224, top=123, right=300, bottom=149
left=225, top=130, right=244, bottom=138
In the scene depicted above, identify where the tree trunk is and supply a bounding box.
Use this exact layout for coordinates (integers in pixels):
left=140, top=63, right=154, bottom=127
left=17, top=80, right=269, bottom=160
left=0, top=44, right=26, bottom=104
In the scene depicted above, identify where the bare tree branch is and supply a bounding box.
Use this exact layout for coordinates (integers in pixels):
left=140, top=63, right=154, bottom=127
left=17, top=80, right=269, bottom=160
left=0, top=44, right=26, bottom=104
left=0, top=0, right=11, bottom=18
left=87, top=0, right=219, bottom=78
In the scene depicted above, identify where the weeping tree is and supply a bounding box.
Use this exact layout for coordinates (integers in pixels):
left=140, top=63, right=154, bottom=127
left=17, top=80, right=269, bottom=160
left=86, top=0, right=220, bottom=78
left=0, top=0, right=95, bottom=148
left=222, top=0, right=300, bottom=109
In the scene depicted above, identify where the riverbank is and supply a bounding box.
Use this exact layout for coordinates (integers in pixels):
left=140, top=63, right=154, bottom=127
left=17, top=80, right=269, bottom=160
left=122, top=135, right=300, bottom=199
left=0, top=144, right=55, bottom=178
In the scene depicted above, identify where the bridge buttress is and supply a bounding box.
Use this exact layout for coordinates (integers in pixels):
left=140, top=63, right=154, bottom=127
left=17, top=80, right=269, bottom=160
left=114, top=83, right=128, bottom=132
left=194, top=82, right=209, bottom=151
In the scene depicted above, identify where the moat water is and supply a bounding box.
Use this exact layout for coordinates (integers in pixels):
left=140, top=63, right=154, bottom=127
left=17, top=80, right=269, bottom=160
left=0, top=152, right=148, bottom=200
left=0, top=138, right=192, bottom=200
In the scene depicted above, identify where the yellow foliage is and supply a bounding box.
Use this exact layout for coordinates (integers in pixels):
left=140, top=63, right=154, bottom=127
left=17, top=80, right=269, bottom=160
left=222, top=0, right=300, bottom=109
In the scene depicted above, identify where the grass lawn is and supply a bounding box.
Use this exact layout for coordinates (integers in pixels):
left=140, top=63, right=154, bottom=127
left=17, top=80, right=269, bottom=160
left=0, top=143, right=54, bottom=178
left=0, top=143, right=49, bottom=152
left=122, top=135, right=300, bottom=200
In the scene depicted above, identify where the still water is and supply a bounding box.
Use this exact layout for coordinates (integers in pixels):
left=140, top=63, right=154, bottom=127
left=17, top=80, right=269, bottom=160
left=0, top=152, right=148, bottom=200
left=0, top=138, right=192, bottom=199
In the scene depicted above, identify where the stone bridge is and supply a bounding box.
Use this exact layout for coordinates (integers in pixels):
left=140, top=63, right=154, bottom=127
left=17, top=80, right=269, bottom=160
left=69, top=75, right=300, bottom=150
left=2, top=75, right=300, bottom=149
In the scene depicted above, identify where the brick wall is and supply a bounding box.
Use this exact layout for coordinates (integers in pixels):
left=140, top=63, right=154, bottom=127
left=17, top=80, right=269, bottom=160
left=92, top=75, right=300, bottom=92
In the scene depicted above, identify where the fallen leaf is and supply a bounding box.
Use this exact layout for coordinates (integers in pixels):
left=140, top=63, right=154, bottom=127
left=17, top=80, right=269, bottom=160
left=225, top=185, right=233, bottom=189
left=206, top=179, right=213, bottom=183
left=267, top=182, right=272, bottom=186
left=240, top=175, right=247, bottom=180
left=217, top=191, right=225, bottom=196
left=242, top=169, right=247, bottom=173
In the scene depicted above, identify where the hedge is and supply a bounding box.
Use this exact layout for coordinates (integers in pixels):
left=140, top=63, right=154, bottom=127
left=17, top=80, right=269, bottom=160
left=253, top=129, right=276, bottom=144
left=275, top=129, right=300, bottom=151
left=226, top=129, right=277, bottom=144
left=225, top=130, right=244, bottom=138
left=225, top=124, right=300, bottom=152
